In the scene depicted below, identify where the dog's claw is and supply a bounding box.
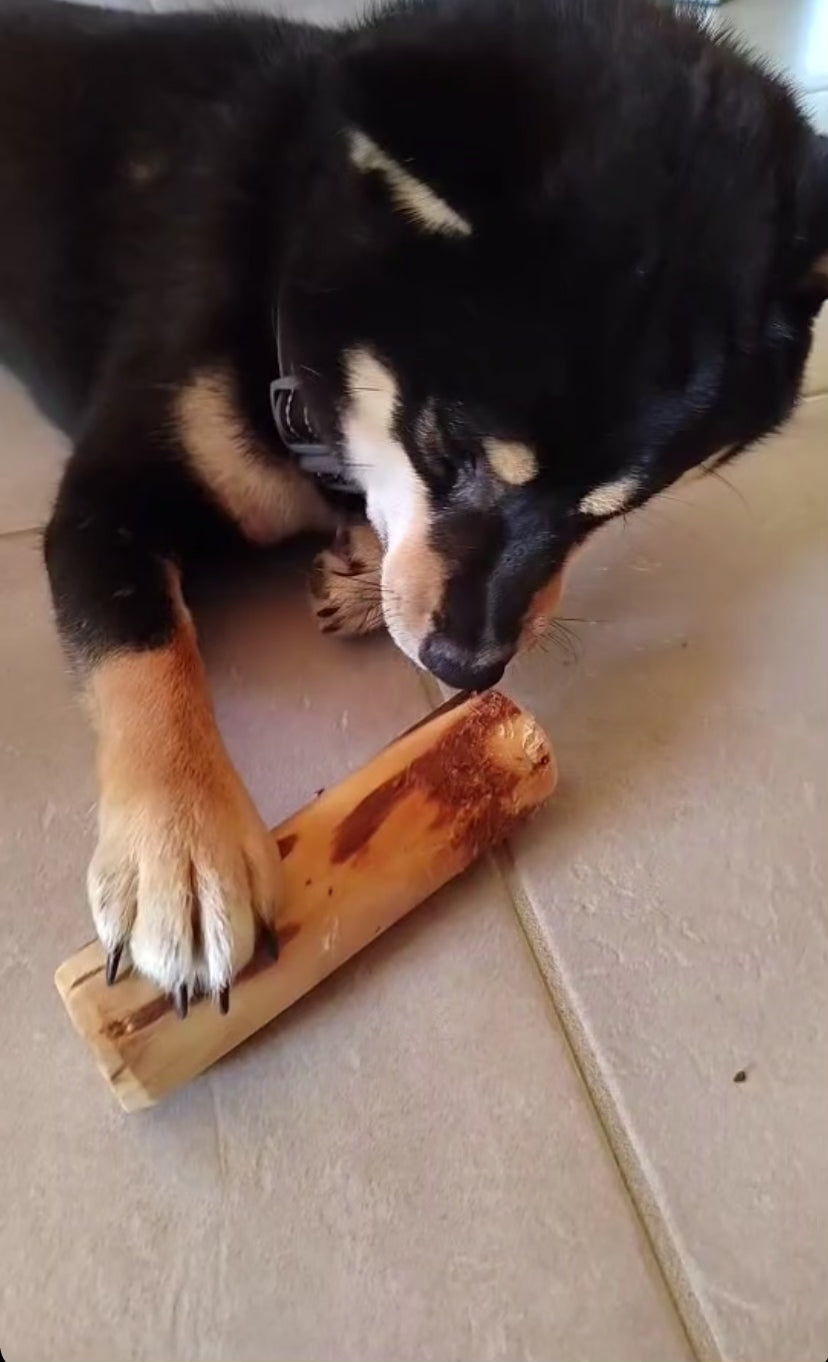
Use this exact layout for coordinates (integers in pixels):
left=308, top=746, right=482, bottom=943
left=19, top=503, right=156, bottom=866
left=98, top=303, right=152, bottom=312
left=173, top=984, right=189, bottom=1020
left=218, top=985, right=230, bottom=1015
left=105, top=944, right=123, bottom=986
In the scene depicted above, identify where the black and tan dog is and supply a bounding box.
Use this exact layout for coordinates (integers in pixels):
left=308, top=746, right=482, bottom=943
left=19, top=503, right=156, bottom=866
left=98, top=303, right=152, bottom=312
left=1, top=0, right=825, bottom=1012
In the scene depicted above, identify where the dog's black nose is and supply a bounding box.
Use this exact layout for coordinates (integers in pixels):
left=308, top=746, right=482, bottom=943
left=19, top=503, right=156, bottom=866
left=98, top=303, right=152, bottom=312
left=419, top=634, right=510, bottom=691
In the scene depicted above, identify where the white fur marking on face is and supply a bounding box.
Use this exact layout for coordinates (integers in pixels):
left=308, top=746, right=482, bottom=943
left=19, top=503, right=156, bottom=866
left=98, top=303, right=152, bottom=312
left=176, top=368, right=335, bottom=545
left=341, top=348, right=430, bottom=662
left=341, top=348, right=409, bottom=547
left=485, top=438, right=538, bottom=486
left=349, top=130, right=472, bottom=238
left=578, top=475, right=639, bottom=518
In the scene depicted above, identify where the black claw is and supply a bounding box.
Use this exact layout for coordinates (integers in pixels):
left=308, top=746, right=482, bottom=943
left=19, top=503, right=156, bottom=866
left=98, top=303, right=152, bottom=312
left=105, top=944, right=123, bottom=986
left=263, top=926, right=280, bottom=961
left=173, top=984, right=189, bottom=1020
left=218, top=985, right=230, bottom=1015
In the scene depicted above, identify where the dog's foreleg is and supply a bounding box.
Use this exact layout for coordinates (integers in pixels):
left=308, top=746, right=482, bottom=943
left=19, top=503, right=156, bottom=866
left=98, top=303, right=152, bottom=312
left=44, top=435, right=281, bottom=1012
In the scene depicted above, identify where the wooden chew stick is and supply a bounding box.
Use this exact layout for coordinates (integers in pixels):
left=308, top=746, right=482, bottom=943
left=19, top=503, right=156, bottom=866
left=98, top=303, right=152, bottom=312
left=55, top=689, right=556, bottom=1112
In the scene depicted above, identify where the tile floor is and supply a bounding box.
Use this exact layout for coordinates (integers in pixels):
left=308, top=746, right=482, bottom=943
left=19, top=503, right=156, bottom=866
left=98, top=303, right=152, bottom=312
left=1, top=3, right=826, bottom=1361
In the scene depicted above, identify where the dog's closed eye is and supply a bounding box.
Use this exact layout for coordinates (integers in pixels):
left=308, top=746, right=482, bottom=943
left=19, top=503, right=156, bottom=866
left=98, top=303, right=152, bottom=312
left=413, top=400, right=467, bottom=488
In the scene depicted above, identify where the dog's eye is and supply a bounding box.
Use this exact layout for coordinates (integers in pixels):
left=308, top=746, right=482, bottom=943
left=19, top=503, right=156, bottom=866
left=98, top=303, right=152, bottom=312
left=414, top=401, right=465, bottom=489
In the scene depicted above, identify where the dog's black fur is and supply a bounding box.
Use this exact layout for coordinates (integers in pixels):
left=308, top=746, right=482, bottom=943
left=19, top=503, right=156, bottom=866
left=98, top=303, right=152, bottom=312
left=1, top=0, right=826, bottom=1003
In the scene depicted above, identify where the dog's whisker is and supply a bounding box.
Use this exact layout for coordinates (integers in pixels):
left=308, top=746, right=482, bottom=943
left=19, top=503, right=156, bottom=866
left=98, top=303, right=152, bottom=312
left=705, top=465, right=752, bottom=514
left=536, top=618, right=582, bottom=666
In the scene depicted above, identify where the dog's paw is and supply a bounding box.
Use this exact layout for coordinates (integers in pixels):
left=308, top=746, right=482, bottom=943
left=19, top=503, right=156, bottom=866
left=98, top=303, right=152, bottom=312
left=88, top=736, right=281, bottom=1013
left=309, top=523, right=384, bottom=638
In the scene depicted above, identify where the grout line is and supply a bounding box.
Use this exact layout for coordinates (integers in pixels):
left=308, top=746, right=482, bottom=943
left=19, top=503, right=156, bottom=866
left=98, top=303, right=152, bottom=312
left=414, top=668, right=716, bottom=1358
left=0, top=524, right=45, bottom=543
left=415, top=668, right=445, bottom=713
left=492, top=837, right=722, bottom=1362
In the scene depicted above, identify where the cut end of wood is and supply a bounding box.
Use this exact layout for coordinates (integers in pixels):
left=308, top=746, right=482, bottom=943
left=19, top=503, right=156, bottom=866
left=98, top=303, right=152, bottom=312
left=55, top=689, right=556, bottom=1111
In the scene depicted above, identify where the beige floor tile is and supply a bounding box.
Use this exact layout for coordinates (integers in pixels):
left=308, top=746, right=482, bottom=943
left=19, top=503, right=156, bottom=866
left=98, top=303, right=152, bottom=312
left=801, top=90, right=828, bottom=398
left=804, top=305, right=828, bottom=396
left=0, top=367, right=66, bottom=534
left=148, top=0, right=365, bottom=17
left=504, top=396, right=828, bottom=1362
left=799, top=93, right=828, bottom=397
left=711, top=0, right=828, bottom=90
left=801, top=85, right=828, bottom=129
left=0, top=531, right=692, bottom=1362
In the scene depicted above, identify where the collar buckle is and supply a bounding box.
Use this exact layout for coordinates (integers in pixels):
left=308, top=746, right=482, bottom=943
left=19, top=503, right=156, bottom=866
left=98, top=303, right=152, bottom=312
left=269, top=375, right=361, bottom=497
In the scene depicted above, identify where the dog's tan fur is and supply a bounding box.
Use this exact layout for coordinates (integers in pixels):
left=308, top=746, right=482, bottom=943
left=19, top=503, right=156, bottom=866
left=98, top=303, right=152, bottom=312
left=310, top=523, right=385, bottom=636
left=349, top=129, right=473, bottom=238
left=177, top=367, right=337, bottom=546
left=522, top=570, right=566, bottom=645
left=383, top=527, right=448, bottom=651
left=87, top=573, right=280, bottom=994
left=578, top=474, right=638, bottom=518
left=485, top=438, right=538, bottom=486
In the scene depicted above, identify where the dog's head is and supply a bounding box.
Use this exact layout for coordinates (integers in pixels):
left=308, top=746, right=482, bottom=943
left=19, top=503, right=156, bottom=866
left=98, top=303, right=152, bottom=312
left=284, top=0, right=828, bottom=689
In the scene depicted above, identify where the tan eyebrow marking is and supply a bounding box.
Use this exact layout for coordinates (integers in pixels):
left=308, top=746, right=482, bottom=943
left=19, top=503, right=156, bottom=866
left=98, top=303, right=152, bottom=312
left=578, top=474, right=638, bottom=517
left=349, top=130, right=472, bottom=238
left=484, top=438, right=538, bottom=486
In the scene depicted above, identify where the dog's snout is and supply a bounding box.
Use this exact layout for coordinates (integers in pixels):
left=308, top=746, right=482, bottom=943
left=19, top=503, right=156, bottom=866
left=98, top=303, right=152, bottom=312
left=419, top=633, right=510, bottom=691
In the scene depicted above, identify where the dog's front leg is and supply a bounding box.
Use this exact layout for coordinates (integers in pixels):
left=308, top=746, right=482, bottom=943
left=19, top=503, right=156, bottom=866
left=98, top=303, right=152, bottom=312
left=44, top=442, right=281, bottom=1013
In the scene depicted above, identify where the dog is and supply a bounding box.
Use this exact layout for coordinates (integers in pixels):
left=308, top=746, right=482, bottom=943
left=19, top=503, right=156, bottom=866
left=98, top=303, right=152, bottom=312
left=1, top=0, right=825, bottom=1014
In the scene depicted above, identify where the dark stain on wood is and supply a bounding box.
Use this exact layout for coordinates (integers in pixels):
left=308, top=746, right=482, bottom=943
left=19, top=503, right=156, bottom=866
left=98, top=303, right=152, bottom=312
left=99, top=926, right=303, bottom=1041
left=103, top=993, right=171, bottom=1040
left=277, top=833, right=298, bottom=858
left=331, top=691, right=547, bottom=866
left=332, top=768, right=411, bottom=863
left=236, top=923, right=300, bottom=980
left=68, top=962, right=105, bottom=991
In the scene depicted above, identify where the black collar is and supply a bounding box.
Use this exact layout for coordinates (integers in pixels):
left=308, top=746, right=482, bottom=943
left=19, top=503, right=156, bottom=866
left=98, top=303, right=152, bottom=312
left=270, top=310, right=362, bottom=498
